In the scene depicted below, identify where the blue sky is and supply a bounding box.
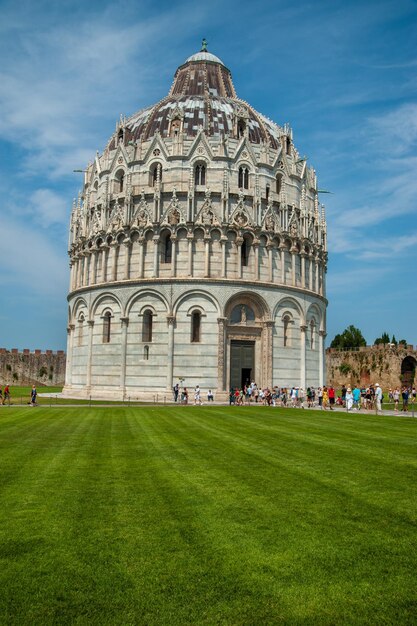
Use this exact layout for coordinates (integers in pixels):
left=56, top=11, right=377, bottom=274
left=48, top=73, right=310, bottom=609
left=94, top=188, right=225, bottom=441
left=0, top=0, right=416, bottom=350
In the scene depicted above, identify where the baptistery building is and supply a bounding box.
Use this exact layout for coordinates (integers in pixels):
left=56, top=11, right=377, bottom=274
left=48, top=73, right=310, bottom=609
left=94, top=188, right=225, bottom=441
left=64, top=44, right=328, bottom=400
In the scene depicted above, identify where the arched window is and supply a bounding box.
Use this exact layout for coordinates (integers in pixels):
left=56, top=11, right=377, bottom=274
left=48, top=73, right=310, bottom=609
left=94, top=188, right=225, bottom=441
left=161, top=232, right=172, bottom=264
left=78, top=314, right=84, bottom=347
left=237, top=120, right=246, bottom=138
left=115, top=169, right=125, bottom=194
left=144, top=345, right=149, bottom=360
left=276, top=174, right=282, bottom=195
left=150, top=163, right=162, bottom=187
left=194, top=164, right=206, bottom=186
left=191, top=311, right=201, bottom=343
left=238, top=166, right=249, bottom=190
left=310, top=320, right=316, bottom=350
left=241, top=238, right=250, bottom=266
left=286, top=136, right=291, bottom=155
left=142, top=310, right=153, bottom=343
left=118, top=128, right=124, bottom=143
left=266, top=185, right=270, bottom=204
left=283, top=314, right=291, bottom=347
left=103, top=311, right=111, bottom=343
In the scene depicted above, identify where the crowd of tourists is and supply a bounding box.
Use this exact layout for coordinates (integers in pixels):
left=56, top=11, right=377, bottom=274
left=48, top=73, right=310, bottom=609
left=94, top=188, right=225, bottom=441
left=169, top=381, right=416, bottom=411
left=226, top=382, right=415, bottom=412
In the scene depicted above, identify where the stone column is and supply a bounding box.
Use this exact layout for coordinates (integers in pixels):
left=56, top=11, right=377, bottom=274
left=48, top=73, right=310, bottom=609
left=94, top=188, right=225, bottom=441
left=119, top=317, right=129, bottom=398
left=65, top=324, right=75, bottom=387
left=319, top=263, right=324, bottom=296
left=217, top=317, right=227, bottom=391
left=111, top=243, right=118, bottom=281
left=166, top=315, right=175, bottom=391
left=263, top=320, right=274, bottom=388
left=291, top=247, right=297, bottom=287
left=123, top=241, right=131, bottom=280
left=319, top=330, right=326, bottom=387
left=267, top=244, right=273, bottom=282
left=204, top=237, right=210, bottom=277
left=300, top=252, right=306, bottom=289
left=69, top=261, right=75, bottom=291
left=73, top=256, right=80, bottom=289
left=153, top=236, right=159, bottom=278
left=221, top=238, right=227, bottom=278
left=171, top=237, right=177, bottom=278
left=83, top=252, right=90, bottom=286
left=236, top=238, right=243, bottom=279
left=315, top=257, right=320, bottom=293
left=300, top=324, right=307, bottom=389
left=279, top=244, right=286, bottom=285
left=101, top=245, right=108, bottom=283
left=138, top=238, right=145, bottom=278
left=90, top=249, right=98, bottom=285
left=309, top=254, right=314, bottom=290
left=253, top=242, right=259, bottom=281
left=187, top=233, right=193, bottom=276
left=86, top=320, right=94, bottom=392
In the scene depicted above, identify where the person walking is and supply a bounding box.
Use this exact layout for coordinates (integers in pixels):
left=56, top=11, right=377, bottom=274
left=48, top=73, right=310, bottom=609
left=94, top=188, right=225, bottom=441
left=322, top=386, right=329, bottom=410
left=345, top=387, right=354, bottom=411
left=30, top=385, right=37, bottom=406
left=401, top=387, right=409, bottom=412
left=3, top=385, right=10, bottom=405
left=375, top=383, right=383, bottom=414
left=328, top=386, right=335, bottom=410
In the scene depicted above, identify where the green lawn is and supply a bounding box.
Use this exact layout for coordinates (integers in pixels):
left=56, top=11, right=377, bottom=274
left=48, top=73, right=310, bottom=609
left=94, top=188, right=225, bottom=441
left=0, top=407, right=416, bottom=625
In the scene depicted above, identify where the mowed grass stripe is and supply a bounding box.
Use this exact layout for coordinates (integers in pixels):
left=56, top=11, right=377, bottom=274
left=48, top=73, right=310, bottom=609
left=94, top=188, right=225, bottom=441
left=0, top=407, right=416, bottom=625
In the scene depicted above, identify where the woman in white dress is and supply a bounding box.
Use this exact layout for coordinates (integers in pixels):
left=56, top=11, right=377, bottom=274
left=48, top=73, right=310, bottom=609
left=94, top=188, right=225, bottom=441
left=346, top=387, right=354, bottom=411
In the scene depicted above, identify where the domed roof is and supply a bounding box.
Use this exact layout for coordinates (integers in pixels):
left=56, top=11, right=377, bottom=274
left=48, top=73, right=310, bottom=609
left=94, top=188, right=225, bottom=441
left=185, top=50, right=225, bottom=65
left=112, top=46, right=282, bottom=150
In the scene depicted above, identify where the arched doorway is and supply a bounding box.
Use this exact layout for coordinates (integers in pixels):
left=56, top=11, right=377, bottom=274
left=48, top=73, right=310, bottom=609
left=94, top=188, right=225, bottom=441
left=223, top=294, right=271, bottom=391
left=401, top=356, right=416, bottom=388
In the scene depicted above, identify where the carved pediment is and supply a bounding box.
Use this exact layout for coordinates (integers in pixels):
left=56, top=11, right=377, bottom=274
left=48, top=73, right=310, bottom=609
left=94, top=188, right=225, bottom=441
left=262, top=207, right=280, bottom=233
left=161, top=189, right=186, bottom=225
left=195, top=189, right=220, bottom=226
left=131, top=191, right=151, bottom=227
left=107, top=203, right=124, bottom=233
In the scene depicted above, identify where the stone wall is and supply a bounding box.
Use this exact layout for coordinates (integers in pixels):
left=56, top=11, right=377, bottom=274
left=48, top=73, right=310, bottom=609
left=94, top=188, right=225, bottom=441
left=0, top=349, right=66, bottom=386
left=326, top=344, right=417, bottom=389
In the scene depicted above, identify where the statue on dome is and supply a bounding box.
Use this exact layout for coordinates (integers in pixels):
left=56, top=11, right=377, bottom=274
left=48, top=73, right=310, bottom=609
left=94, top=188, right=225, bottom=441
left=201, top=38, right=208, bottom=52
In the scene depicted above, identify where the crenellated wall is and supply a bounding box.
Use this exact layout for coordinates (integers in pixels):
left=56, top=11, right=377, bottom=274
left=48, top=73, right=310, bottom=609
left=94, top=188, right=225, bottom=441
left=326, top=344, right=417, bottom=389
left=0, top=349, right=66, bottom=386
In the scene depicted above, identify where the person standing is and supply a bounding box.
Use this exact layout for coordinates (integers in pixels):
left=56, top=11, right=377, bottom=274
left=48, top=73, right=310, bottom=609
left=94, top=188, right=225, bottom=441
left=322, top=386, right=329, bottom=410
left=3, top=384, right=10, bottom=405
left=352, top=385, right=361, bottom=410
left=401, top=387, right=409, bottom=412
left=393, top=387, right=400, bottom=411
left=345, top=387, right=353, bottom=411
left=173, top=383, right=179, bottom=403
left=328, top=386, right=335, bottom=410
left=194, top=385, right=202, bottom=405
left=375, top=383, right=383, bottom=414
left=317, top=387, right=323, bottom=408
left=30, top=385, right=37, bottom=406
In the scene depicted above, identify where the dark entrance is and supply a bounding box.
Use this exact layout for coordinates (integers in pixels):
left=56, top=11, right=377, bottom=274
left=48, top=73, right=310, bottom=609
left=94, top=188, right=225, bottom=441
left=401, top=356, right=416, bottom=388
left=230, top=340, right=255, bottom=390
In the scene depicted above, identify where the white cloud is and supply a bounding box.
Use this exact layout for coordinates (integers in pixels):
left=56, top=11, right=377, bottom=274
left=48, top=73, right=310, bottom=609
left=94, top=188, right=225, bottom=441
left=0, top=220, right=68, bottom=296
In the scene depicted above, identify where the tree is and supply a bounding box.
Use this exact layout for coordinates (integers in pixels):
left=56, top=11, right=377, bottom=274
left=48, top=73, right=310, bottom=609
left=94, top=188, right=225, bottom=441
left=399, top=339, right=407, bottom=346
left=374, top=331, right=390, bottom=345
left=330, top=325, right=367, bottom=349
left=391, top=335, right=397, bottom=345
